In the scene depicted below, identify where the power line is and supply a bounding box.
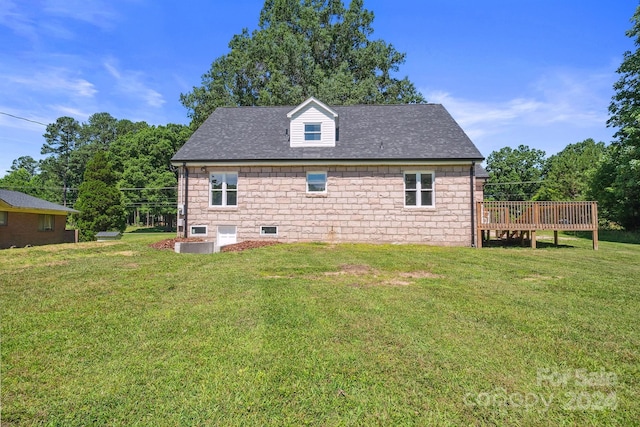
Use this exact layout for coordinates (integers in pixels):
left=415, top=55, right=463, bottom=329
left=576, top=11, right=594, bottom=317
left=120, top=187, right=177, bottom=191
left=0, top=111, right=48, bottom=127
left=484, top=180, right=545, bottom=186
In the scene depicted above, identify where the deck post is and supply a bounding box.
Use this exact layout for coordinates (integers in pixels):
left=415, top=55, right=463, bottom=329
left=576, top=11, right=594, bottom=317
left=476, top=201, right=482, bottom=248
left=554, top=230, right=558, bottom=246
left=592, top=202, right=599, bottom=250
left=530, top=230, right=536, bottom=248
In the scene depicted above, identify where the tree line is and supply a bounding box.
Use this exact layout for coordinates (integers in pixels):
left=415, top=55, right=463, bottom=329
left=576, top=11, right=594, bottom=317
left=0, top=113, right=192, bottom=240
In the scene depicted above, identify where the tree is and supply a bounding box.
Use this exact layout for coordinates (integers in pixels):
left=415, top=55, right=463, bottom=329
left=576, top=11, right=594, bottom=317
left=593, top=6, right=640, bottom=229
left=1, top=156, right=40, bottom=196
left=74, top=151, right=126, bottom=241
left=485, top=145, right=546, bottom=201
left=0, top=168, right=34, bottom=192
left=181, top=0, right=425, bottom=128
left=80, top=112, right=120, bottom=150
left=8, top=156, right=38, bottom=176
left=66, top=113, right=120, bottom=196
left=109, top=124, right=192, bottom=227
left=41, top=116, right=81, bottom=206
left=534, top=139, right=606, bottom=201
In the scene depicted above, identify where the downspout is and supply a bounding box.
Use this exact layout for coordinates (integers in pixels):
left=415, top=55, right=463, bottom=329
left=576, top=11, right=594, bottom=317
left=183, top=162, right=189, bottom=238
left=470, top=162, right=476, bottom=247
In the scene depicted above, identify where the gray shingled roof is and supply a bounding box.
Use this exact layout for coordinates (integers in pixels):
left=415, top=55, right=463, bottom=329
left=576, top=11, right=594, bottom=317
left=172, top=103, right=484, bottom=162
left=0, top=189, right=79, bottom=213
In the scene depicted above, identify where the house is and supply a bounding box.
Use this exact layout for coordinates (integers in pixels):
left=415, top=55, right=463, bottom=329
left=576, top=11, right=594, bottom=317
left=0, top=189, right=79, bottom=249
left=171, top=97, right=486, bottom=247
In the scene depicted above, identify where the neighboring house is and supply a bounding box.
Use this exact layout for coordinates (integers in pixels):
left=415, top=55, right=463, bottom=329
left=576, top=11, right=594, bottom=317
left=171, top=97, right=486, bottom=247
left=0, top=189, right=79, bottom=249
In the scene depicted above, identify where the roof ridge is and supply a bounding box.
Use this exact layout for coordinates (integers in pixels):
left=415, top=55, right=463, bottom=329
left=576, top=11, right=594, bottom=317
left=215, top=102, right=441, bottom=110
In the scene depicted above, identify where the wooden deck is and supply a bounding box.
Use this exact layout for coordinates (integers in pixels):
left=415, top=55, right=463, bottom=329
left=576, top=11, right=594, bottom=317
left=476, top=201, right=599, bottom=249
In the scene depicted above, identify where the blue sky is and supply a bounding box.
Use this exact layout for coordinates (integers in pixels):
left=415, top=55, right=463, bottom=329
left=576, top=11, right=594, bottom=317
left=0, top=0, right=636, bottom=177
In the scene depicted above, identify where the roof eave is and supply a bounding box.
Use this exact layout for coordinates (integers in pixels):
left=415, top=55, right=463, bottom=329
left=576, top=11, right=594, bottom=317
left=171, top=157, right=484, bottom=167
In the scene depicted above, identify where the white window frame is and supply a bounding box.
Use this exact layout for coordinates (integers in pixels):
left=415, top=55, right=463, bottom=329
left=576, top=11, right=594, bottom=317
left=260, top=225, right=278, bottom=236
left=209, top=172, right=238, bottom=207
left=306, top=171, right=327, bottom=193
left=0, top=211, right=7, bottom=226
left=404, top=171, right=435, bottom=207
left=190, top=225, right=208, bottom=236
left=304, top=123, right=322, bottom=141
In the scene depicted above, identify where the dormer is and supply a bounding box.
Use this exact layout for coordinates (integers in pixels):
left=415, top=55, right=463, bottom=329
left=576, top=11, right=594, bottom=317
left=287, top=97, right=338, bottom=148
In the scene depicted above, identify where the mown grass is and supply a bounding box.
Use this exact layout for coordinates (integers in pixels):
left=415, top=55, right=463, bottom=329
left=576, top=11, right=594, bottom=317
left=1, top=233, right=638, bottom=426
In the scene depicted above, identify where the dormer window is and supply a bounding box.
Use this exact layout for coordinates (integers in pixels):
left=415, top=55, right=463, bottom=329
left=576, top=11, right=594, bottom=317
left=287, top=97, right=338, bottom=148
left=304, top=124, right=321, bottom=141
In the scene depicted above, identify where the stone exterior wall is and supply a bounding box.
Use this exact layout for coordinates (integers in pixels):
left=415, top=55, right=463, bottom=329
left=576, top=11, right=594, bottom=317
left=178, top=165, right=483, bottom=247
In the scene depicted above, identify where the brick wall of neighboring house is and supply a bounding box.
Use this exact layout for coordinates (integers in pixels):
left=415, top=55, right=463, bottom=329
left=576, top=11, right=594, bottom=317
left=0, top=212, right=73, bottom=249
left=178, top=165, right=484, bottom=247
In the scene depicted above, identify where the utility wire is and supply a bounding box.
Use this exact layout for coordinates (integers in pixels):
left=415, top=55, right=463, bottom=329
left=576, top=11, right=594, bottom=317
left=484, top=180, right=545, bottom=186
left=0, top=111, right=48, bottom=127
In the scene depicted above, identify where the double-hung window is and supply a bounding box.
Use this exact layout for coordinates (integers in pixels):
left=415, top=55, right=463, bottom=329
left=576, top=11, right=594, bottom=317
left=304, top=123, right=321, bottom=141
left=404, top=172, right=434, bottom=207
left=210, top=172, right=238, bottom=206
left=307, top=172, right=327, bottom=193
left=0, top=211, right=7, bottom=226
left=38, top=214, right=55, bottom=231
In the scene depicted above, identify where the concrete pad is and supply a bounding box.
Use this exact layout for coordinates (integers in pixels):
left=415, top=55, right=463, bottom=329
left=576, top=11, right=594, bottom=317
left=174, top=241, right=219, bottom=254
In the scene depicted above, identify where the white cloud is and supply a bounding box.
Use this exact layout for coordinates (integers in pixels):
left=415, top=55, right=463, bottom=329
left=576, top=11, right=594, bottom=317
left=104, top=59, right=166, bottom=108
left=0, top=0, right=37, bottom=40
left=43, top=0, right=120, bottom=30
left=426, top=68, right=612, bottom=141
left=0, top=0, right=123, bottom=44
left=7, top=68, right=97, bottom=98
left=49, top=105, right=92, bottom=119
left=423, top=68, right=617, bottom=156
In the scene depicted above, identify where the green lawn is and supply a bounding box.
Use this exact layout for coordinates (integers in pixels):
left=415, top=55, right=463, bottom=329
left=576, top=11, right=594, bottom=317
left=1, top=233, right=638, bottom=426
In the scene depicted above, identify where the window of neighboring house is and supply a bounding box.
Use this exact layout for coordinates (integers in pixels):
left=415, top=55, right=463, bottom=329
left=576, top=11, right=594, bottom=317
left=210, top=172, right=238, bottom=206
left=404, top=172, right=434, bottom=207
left=190, top=225, right=208, bottom=236
left=0, top=211, right=7, bottom=226
left=304, top=123, right=321, bottom=141
left=307, top=172, right=327, bottom=193
left=38, top=214, right=55, bottom=231
left=260, top=226, right=278, bottom=236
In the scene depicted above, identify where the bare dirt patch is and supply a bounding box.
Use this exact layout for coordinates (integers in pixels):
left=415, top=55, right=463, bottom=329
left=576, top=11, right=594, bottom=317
left=383, top=279, right=413, bottom=286
left=523, top=274, right=561, bottom=281
left=325, top=264, right=377, bottom=276
left=43, top=260, right=70, bottom=267
left=221, top=241, right=281, bottom=252
left=149, top=237, right=204, bottom=250
left=112, top=251, right=135, bottom=257
left=399, top=271, right=444, bottom=279
left=327, top=265, right=429, bottom=287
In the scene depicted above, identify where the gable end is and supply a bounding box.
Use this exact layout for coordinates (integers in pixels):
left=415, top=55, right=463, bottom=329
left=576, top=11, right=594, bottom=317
left=288, top=97, right=337, bottom=148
